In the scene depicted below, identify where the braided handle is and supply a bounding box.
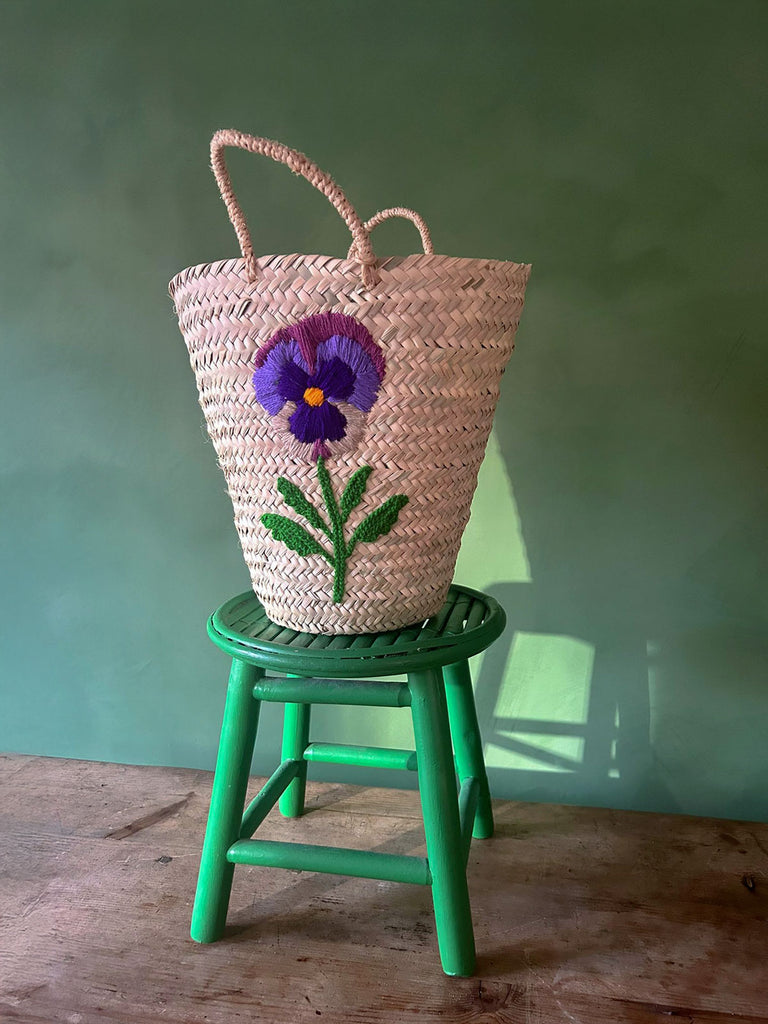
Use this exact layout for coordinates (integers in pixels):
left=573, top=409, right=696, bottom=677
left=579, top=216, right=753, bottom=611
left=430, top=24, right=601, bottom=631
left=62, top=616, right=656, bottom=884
left=210, top=129, right=380, bottom=288
left=347, top=207, right=434, bottom=260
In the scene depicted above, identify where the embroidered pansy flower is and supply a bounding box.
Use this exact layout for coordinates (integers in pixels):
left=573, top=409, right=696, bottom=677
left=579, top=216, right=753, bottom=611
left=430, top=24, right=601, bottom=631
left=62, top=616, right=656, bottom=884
left=253, top=312, right=385, bottom=461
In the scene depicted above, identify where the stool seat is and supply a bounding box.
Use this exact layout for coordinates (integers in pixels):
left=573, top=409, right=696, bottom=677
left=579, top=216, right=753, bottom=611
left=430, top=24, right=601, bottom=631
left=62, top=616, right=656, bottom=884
left=209, top=583, right=505, bottom=677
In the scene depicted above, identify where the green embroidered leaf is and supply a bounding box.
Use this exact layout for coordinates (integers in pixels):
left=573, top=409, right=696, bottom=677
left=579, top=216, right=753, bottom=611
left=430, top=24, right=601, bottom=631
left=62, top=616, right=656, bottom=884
left=277, top=476, right=328, bottom=534
left=316, top=456, right=341, bottom=529
left=339, top=465, right=373, bottom=521
left=261, top=513, right=328, bottom=560
left=349, top=494, right=409, bottom=549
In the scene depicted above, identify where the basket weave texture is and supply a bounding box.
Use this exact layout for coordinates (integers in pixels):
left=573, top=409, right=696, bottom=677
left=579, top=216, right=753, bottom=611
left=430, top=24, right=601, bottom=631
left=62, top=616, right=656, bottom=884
left=170, top=132, right=530, bottom=634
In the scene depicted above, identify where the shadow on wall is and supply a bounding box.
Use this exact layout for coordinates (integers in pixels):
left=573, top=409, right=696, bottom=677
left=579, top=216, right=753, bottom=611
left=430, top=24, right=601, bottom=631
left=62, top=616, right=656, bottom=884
left=467, top=292, right=768, bottom=822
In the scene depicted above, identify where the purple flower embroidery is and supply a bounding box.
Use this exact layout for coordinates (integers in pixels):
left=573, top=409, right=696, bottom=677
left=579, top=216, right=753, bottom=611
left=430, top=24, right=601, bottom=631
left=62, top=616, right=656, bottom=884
left=253, top=312, right=385, bottom=461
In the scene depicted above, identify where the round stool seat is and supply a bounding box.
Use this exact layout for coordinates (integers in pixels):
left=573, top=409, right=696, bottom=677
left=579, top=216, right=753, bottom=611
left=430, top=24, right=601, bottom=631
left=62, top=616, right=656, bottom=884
left=208, top=583, right=505, bottom=678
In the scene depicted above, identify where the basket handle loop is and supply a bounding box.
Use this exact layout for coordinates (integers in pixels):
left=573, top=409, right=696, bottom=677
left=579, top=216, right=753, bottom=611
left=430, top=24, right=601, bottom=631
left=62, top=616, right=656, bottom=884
left=210, top=129, right=380, bottom=288
left=346, top=207, right=434, bottom=260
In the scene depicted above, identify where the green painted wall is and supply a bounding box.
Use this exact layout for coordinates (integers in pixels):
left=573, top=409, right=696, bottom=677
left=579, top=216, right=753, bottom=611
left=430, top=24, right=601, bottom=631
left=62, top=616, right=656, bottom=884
left=2, top=1, right=767, bottom=821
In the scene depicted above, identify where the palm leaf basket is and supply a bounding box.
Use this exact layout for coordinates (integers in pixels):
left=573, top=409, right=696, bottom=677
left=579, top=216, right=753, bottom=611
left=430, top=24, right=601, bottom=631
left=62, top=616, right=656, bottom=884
left=169, top=130, right=530, bottom=633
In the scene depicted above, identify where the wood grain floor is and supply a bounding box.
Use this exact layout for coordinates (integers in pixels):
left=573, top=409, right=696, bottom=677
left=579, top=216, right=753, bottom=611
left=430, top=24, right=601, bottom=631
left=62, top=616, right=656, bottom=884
left=1, top=754, right=767, bottom=1023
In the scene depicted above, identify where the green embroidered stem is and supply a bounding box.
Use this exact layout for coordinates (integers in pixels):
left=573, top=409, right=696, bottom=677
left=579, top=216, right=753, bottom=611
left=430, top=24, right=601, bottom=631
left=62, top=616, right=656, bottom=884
left=261, top=459, right=409, bottom=605
left=317, top=457, right=346, bottom=603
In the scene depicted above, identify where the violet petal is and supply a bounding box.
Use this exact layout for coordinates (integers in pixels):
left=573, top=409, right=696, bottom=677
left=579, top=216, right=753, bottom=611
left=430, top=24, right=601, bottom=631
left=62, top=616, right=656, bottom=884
left=316, top=335, right=382, bottom=413
left=289, top=401, right=348, bottom=444
left=277, top=360, right=309, bottom=402
left=312, top=357, right=355, bottom=403
left=253, top=339, right=309, bottom=415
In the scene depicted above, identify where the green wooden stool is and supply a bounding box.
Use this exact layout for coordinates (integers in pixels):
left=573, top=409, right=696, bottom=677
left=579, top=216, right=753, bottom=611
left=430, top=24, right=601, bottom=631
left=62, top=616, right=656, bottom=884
left=191, top=583, right=505, bottom=976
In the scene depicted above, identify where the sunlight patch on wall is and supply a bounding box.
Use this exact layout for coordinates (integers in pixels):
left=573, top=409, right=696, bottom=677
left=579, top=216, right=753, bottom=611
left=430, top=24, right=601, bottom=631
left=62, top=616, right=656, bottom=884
left=609, top=707, right=620, bottom=779
left=486, top=632, right=595, bottom=772
left=454, top=430, right=531, bottom=587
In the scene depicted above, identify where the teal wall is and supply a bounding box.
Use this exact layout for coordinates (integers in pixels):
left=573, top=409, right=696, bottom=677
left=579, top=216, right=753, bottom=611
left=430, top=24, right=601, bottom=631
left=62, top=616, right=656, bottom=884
left=2, top=1, right=767, bottom=821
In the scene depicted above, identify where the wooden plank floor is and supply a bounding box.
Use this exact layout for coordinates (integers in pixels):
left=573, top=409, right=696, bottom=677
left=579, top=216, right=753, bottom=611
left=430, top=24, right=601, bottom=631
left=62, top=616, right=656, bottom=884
left=1, top=755, right=767, bottom=1023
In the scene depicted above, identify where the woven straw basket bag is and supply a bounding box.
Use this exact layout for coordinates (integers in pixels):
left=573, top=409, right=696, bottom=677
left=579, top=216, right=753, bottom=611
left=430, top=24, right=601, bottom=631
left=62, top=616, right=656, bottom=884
left=170, top=130, right=530, bottom=634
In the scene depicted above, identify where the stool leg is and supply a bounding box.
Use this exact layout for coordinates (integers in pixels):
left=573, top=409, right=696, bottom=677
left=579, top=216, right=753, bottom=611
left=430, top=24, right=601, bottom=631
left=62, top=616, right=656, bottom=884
left=190, top=658, right=262, bottom=943
left=409, top=668, right=476, bottom=977
left=443, top=659, right=494, bottom=839
left=279, top=698, right=311, bottom=818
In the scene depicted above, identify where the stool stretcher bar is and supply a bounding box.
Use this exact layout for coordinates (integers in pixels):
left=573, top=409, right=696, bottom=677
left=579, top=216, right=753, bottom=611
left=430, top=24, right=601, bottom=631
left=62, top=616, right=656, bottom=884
left=253, top=677, right=411, bottom=707
left=303, top=742, right=418, bottom=772
left=240, top=759, right=302, bottom=840
left=227, top=838, right=432, bottom=885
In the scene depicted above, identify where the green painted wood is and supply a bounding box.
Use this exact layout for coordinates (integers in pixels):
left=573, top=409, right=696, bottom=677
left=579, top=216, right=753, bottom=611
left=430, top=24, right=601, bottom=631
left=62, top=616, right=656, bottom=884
left=252, top=676, right=412, bottom=707
left=464, top=597, right=487, bottom=632
left=409, top=668, right=476, bottom=977
left=458, top=777, right=480, bottom=866
left=370, top=628, right=404, bottom=648
left=303, top=633, right=335, bottom=650
left=282, top=631, right=316, bottom=649
left=228, top=609, right=260, bottom=633
left=421, top=591, right=461, bottom=638
left=348, top=632, right=381, bottom=649
left=398, top=620, right=431, bottom=643
left=257, top=621, right=285, bottom=643
left=327, top=633, right=357, bottom=650
left=304, top=742, right=418, bottom=772
left=239, top=758, right=301, bottom=839
left=207, top=632, right=485, bottom=678
left=279, top=693, right=311, bottom=818
left=194, top=585, right=502, bottom=974
left=227, top=838, right=431, bottom=885
left=208, top=584, right=505, bottom=678
left=190, top=660, right=262, bottom=944
left=273, top=626, right=301, bottom=645
left=442, top=660, right=495, bottom=839
left=444, top=593, right=472, bottom=635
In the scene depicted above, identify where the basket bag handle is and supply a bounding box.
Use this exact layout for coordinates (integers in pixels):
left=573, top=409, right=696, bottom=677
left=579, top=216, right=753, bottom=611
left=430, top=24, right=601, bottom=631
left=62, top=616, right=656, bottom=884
left=347, top=207, right=433, bottom=260
left=210, top=130, right=432, bottom=290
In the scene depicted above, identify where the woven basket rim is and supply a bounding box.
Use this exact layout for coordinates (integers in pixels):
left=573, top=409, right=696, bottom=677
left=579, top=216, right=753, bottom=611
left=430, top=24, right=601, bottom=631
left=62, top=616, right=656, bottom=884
left=169, top=252, right=532, bottom=296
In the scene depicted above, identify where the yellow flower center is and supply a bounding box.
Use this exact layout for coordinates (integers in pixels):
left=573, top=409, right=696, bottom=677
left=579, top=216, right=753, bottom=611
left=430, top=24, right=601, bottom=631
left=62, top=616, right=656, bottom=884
left=303, top=386, right=325, bottom=407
